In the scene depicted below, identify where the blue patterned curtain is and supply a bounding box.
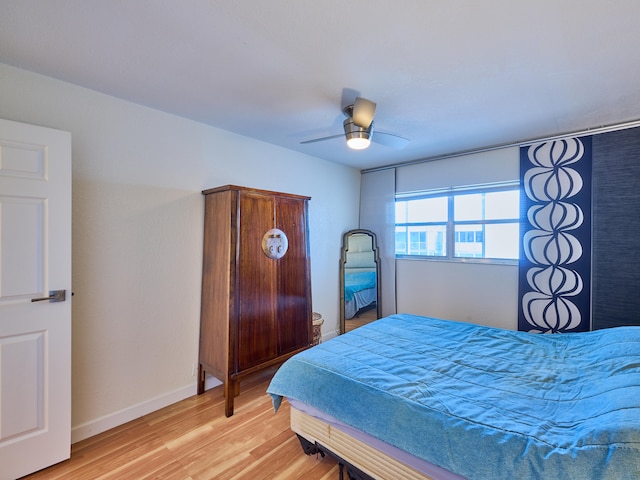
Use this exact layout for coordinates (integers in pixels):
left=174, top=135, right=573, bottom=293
left=518, top=137, right=592, bottom=333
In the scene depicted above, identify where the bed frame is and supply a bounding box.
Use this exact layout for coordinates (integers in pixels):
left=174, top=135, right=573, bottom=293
left=291, top=407, right=435, bottom=480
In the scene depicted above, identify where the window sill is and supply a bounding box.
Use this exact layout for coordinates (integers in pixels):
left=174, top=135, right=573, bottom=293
left=395, top=255, right=518, bottom=267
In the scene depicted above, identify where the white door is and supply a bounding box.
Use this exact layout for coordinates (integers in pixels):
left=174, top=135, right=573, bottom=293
left=0, top=119, right=72, bottom=479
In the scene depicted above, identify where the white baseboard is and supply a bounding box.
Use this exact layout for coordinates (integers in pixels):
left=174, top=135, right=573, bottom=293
left=71, top=376, right=222, bottom=444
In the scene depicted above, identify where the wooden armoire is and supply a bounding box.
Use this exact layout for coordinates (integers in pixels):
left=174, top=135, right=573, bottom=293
left=197, top=185, right=312, bottom=416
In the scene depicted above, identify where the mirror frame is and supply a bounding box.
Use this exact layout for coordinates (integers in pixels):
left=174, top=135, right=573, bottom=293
left=339, top=229, right=382, bottom=334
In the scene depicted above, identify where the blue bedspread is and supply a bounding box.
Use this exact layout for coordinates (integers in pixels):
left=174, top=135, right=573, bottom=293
left=344, top=271, right=376, bottom=301
left=267, top=314, right=640, bottom=480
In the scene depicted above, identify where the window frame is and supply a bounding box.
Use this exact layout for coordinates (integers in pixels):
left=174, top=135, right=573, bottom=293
left=395, top=182, right=520, bottom=265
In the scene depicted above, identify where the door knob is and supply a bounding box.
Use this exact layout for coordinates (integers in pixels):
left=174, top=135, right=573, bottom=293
left=31, top=290, right=66, bottom=303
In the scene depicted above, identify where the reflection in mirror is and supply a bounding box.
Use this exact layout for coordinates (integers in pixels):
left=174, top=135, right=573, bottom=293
left=340, top=229, right=381, bottom=334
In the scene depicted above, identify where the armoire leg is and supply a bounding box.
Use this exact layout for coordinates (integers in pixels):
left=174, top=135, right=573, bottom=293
left=224, top=379, right=235, bottom=417
left=196, top=364, right=205, bottom=395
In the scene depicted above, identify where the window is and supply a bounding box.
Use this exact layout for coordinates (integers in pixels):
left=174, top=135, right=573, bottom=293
left=395, top=196, right=447, bottom=256
left=395, top=184, right=520, bottom=261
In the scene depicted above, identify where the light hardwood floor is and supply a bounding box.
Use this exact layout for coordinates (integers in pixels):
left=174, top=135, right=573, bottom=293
left=345, top=306, right=378, bottom=332
left=22, top=369, right=338, bottom=480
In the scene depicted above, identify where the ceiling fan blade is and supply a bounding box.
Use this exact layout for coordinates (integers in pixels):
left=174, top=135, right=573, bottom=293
left=352, top=97, right=376, bottom=128
left=300, top=133, right=345, bottom=144
left=372, top=131, right=410, bottom=149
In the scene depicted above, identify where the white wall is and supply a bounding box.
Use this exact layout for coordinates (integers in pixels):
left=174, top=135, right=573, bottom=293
left=396, top=260, right=519, bottom=330
left=0, top=63, right=360, bottom=441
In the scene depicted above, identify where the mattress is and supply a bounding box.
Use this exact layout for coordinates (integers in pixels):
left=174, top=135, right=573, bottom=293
left=267, top=314, right=640, bottom=480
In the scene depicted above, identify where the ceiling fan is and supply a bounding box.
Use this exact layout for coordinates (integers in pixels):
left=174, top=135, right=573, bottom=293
left=301, top=97, right=410, bottom=150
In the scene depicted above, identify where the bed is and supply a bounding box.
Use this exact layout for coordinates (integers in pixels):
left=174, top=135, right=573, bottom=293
left=267, top=313, right=640, bottom=480
left=344, top=269, right=377, bottom=320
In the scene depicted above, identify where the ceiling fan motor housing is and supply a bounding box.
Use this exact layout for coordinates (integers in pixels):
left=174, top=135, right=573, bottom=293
left=343, top=117, right=373, bottom=149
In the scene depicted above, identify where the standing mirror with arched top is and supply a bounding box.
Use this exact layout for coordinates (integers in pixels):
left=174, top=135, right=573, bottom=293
left=340, top=229, right=382, bottom=334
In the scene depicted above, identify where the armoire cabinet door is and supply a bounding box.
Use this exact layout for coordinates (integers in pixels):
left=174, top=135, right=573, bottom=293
left=236, top=192, right=278, bottom=371
left=276, top=197, right=312, bottom=354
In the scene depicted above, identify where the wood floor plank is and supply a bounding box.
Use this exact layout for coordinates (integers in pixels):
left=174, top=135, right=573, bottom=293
left=22, top=369, right=338, bottom=480
left=345, top=307, right=378, bottom=332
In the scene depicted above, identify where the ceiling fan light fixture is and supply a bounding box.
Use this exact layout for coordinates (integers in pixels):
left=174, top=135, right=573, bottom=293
left=344, top=118, right=372, bottom=150
left=347, top=135, right=371, bottom=150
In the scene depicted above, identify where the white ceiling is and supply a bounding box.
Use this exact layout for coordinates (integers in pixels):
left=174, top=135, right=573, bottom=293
left=1, top=1, right=640, bottom=170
